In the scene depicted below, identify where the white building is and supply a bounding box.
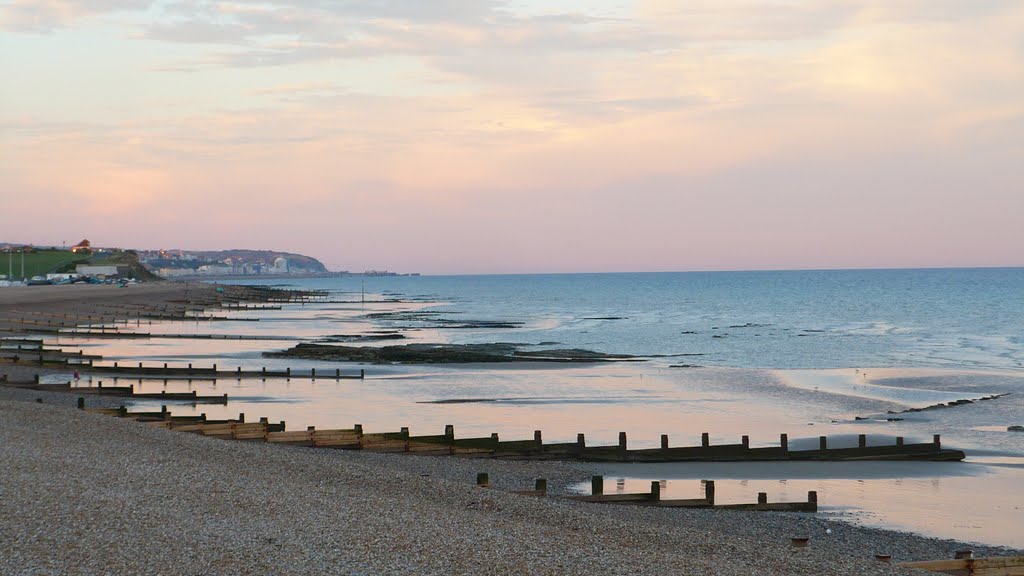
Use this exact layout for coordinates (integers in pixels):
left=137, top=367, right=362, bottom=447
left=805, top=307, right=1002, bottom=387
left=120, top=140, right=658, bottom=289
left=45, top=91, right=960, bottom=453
left=270, top=257, right=289, bottom=274
left=76, top=265, right=124, bottom=276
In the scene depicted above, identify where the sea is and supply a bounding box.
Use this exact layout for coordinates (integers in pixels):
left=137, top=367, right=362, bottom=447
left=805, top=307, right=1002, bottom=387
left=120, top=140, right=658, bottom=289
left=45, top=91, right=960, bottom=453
left=59, top=268, right=1024, bottom=547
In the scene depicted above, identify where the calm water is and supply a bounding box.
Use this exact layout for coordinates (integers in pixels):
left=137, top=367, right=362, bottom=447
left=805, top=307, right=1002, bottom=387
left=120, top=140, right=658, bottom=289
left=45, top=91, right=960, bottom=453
left=296, top=268, right=1024, bottom=370
left=54, top=268, right=1024, bottom=547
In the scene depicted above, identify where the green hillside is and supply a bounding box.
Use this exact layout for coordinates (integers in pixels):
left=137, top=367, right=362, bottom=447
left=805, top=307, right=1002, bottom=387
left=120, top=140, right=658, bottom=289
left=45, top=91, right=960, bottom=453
left=0, top=249, right=88, bottom=279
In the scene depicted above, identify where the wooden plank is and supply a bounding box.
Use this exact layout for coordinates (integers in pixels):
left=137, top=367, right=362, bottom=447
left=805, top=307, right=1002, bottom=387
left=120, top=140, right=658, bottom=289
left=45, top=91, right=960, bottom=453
left=714, top=502, right=816, bottom=512
left=452, top=446, right=495, bottom=455
left=266, top=431, right=314, bottom=444
left=652, top=498, right=712, bottom=508
left=899, top=557, right=1024, bottom=575
left=564, top=493, right=652, bottom=503
left=406, top=442, right=453, bottom=454
left=452, top=437, right=499, bottom=450
left=311, top=430, right=361, bottom=448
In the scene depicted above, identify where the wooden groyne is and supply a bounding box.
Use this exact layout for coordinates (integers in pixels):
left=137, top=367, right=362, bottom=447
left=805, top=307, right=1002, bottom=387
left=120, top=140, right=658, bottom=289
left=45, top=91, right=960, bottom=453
left=472, top=473, right=817, bottom=512
left=1, top=358, right=366, bottom=380
left=81, top=405, right=965, bottom=463
left=3, top=379, right=229, bottom=404
left=899, top=551, right=1024, bottom=575
left=72, top=363, right=365, bottom=380
left=561, top=476, right=817, bottom=511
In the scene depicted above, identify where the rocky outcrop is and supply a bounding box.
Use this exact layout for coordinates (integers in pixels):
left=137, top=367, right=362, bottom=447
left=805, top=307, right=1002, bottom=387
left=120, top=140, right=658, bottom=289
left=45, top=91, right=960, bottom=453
left=264, top=343, right=636, bottom=364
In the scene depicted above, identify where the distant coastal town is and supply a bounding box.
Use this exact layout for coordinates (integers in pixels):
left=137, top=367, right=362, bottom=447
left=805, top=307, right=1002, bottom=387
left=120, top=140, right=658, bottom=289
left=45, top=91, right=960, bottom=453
left=0, top=240, right=417, bottom=286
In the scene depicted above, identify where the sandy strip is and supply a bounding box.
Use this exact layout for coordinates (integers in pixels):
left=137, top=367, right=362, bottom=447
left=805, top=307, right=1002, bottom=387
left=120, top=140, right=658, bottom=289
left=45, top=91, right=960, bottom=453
left=0, top=282, right=198, bottom=314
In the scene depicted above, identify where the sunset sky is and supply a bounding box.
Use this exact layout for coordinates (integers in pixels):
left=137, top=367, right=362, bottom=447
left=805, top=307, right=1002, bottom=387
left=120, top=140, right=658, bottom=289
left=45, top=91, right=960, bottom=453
left=2, top=1, right=1022, bottom=274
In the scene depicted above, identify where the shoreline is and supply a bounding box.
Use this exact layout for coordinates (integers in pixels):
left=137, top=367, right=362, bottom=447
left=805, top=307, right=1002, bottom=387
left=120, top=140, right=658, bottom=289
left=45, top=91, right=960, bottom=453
left=2, top=283, right=1023, bottom=573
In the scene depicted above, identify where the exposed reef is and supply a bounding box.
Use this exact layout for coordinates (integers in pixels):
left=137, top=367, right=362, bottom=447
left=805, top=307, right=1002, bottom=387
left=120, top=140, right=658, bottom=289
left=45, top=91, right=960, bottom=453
left=851, top=393, right=1010, bottom=421
left=362, top=311, right=523, bottom=329
left=315, top=333, right=406, bottom=343
left=264, top=342, right=637, bottom=364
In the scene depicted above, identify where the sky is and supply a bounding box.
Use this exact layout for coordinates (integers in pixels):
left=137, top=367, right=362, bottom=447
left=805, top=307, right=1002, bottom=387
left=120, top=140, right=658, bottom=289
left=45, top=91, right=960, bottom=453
left=1, top=1, right=1022, bottom=274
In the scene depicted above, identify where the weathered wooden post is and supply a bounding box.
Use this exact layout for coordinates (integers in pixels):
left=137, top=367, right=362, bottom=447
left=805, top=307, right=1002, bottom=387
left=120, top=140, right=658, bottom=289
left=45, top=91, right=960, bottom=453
left=535, top=478, right=547, bottom=495
left=701, top=432, right=710, bottom=448
left=896, top=436, right=904, bottom=446
left=954, top=550, right=973, bottom=559
left=260, top=417, right=269, bottom=424
left=138, top=362, right=143, bottom=369
left=704, top=480, right=715, bottom=505
left=758, top=492, right=768, bottom=504
left=114, top=362, right=118, bottom=368
left=534, top=430, right=543, bottom=448
left=286, top=367, right=291, bottom=378
left=261, top=366, right=266, bottom=378
left=476, top=472, right=490, bottom=488
left=780, top=433, right=789, bottom=453
left=618, top=431, right=627, bottom=455
left=444, top=424, right=454, bottom=439
left=307, top=425, right=316, bottom=432
left=933, top=434, right=941, bottom=447
left=238, top=413, right=245, bottom=423
left=819, top=436, right=827, bottom=450
left=77, top=397, right=85, bottom=410
left=311, top=368, right=316, bottom=379
left=33, top=374, right=39, bottom=384
left=650, top=481, right=661, bottom=502
left=213, top=364, right=217, bottom=372
left=661, top=434, right=669, bottom=449
left=858, top=434, right=867, bottom=449
left=360, top=369, right=365, bottom=379
left=741, top=435, right=749, bottom=449
left=591, top=475, right=604, bottom=496
left=577, top=433, right=586, bottom=449
left=237, top=366, right=242, bottom=379
left=335, top=368, right=340, bottom=379
left=807, top=491, right=817, bottom=510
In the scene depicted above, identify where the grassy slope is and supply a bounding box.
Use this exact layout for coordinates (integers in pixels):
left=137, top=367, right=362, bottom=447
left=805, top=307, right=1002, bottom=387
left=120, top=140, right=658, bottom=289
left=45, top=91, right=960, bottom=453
left=0, top=250, right=88, bottom=279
